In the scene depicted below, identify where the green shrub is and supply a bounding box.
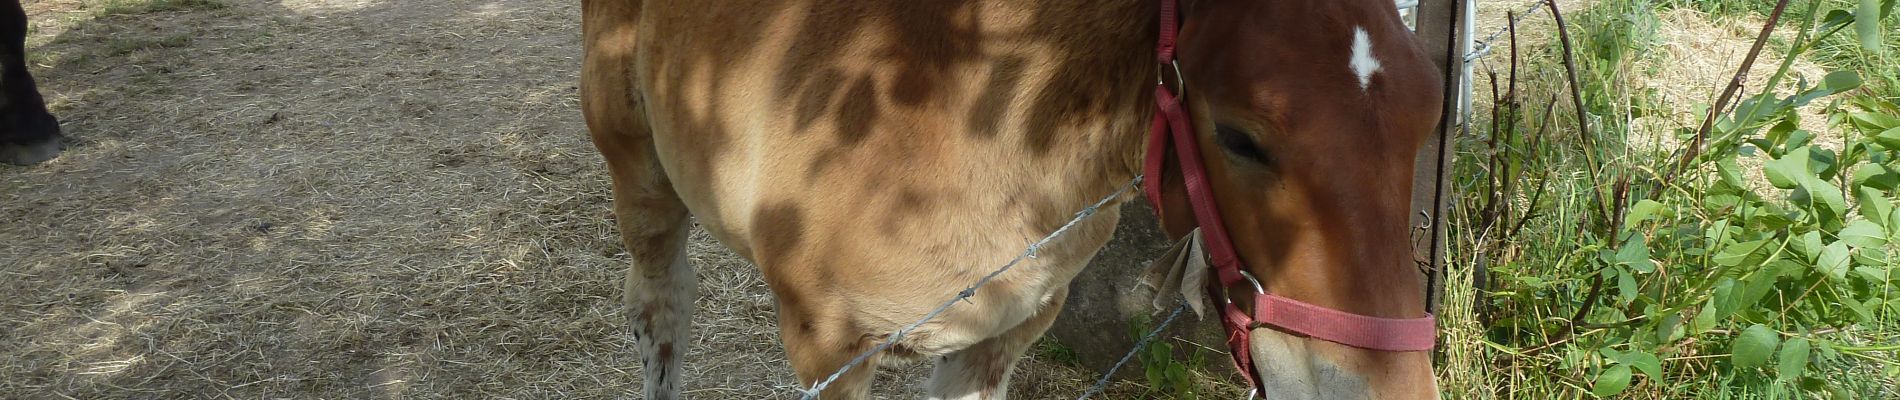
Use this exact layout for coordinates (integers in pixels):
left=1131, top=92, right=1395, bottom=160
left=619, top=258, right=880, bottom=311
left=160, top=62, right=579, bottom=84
left=1452, top=0, right=1900, bottom=397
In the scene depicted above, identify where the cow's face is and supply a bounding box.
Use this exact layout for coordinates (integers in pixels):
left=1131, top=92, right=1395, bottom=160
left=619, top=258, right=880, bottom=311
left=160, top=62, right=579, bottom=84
left=1157, top=0, right=1444, bottom=397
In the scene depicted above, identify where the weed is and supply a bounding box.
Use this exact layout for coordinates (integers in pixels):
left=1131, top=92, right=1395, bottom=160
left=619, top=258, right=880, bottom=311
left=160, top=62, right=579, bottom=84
left=1034, top=338, right=1082, bottom=367
left=1128, top=313, right=1207, bottom=399
left=1448, top=0, right=1900, bottom=398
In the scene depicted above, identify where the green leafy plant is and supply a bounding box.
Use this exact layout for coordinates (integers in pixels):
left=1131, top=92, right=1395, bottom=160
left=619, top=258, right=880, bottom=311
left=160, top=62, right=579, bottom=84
left=1033, top=338, right=1082, bottom=367
left=1451, top=0, right=1900, bottom=397
left=1128, top=315, right=1205, bottom=399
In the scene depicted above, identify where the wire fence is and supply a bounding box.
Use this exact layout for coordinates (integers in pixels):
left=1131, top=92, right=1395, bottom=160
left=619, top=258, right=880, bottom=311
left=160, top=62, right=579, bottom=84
left=1465, top=0, right=1551, bottom=63
left=1075, top=303, right=1191, bottom=400
left=796, top=177, right=1146, bottom=399
left=778, top=1, right=1554, bottom=398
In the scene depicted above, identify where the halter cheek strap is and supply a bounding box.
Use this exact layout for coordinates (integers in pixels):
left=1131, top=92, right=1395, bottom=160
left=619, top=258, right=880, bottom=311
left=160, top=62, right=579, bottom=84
left=1141, top=0, right=1437, bottom=393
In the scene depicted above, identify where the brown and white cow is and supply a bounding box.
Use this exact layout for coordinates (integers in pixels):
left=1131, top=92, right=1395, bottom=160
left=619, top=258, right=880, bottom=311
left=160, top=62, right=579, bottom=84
left=580, top=0, right=1444, bottom=398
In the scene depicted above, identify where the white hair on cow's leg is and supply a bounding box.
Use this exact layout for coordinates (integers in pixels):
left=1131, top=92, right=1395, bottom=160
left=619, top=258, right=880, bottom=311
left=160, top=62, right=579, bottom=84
left=924, top=287, right=1070, bottom=400
left=1349, top=26, right=1382, bottom=91
left=625, top=220, right=696, bottom=399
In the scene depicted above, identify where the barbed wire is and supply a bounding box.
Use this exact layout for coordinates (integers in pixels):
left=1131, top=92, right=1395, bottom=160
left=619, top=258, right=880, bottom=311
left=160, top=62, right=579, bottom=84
left=796, top=176, right=1144, bottom=399
left=1075, top=303, right=1191, bottom=400
left=1464, top=0, right=1549, bottom=63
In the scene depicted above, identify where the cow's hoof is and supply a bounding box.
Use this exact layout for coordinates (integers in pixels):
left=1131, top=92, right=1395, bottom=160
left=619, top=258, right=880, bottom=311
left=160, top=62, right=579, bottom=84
left=1, top=134, right=63, bottom=166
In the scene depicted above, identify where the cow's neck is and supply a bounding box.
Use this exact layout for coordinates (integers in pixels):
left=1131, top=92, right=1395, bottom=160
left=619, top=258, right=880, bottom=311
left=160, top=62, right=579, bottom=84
left=1006, top=0, right=1162, bottom=213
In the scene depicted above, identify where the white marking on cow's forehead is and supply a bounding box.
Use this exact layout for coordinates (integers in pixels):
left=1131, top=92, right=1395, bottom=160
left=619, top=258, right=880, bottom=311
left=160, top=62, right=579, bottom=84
left=1349, top=26, right=1381, bottom=92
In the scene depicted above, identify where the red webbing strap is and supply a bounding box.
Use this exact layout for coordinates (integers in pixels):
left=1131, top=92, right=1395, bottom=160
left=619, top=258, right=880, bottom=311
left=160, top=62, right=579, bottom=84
left=1153, top=80, right=1265, bottom=390
left=1141, top=0, right=1178, bottom=215
left=1252, top=293, right=1439, bottom=351
left=1142, top=110, right=1169, bottom=213
left=1156, top=0, right=1178, bottom=64
left=1147, top=0, right=1266, bottom=391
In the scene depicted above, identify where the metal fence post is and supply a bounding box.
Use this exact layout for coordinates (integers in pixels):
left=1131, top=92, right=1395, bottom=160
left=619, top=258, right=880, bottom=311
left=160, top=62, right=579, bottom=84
left=1410, top=0, right=1468, bottom=320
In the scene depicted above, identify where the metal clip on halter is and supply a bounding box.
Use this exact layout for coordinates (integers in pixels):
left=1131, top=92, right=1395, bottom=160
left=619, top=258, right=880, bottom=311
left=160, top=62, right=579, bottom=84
left=1157, top=60, right=1185, bottom=96
left=1224, top=269, right=1266, bottom=305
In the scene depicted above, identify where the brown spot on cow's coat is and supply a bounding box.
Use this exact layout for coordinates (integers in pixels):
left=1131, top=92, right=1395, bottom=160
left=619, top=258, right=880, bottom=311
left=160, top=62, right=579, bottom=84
left=879, top=187, right=937, bottom=234
left=793, top=68, right=846, bottom=132
left=631, top=304, right=660, bottom=330
left=894, top=188, right=932, bottom=213
left=891, top=68, right=942, bottom=108
left=879, top=1, right=982, bottom=107
left=775, top=2, right=867, bottom=101
left=804, top=148, right=848, bottom=182
left=752, top=203, right=808, bottom=269
left=657, top=342, right=676, bottom=363
left=966, top=57, right=1026, bottom=139
left=1013, top=1, right=1155, bottom=156
left=834, top=76, right=880, bottom=145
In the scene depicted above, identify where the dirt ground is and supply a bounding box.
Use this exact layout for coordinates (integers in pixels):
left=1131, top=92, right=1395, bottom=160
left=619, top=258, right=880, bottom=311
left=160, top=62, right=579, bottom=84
left=0, top=0, right=1573, bottom=399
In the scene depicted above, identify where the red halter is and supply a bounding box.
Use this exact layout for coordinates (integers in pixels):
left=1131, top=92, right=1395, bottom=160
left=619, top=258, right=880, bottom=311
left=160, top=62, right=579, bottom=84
left=1139, top=0, right=1438, bottom=392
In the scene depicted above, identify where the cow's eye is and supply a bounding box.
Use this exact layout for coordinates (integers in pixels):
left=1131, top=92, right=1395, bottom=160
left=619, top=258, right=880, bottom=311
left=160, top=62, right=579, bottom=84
left=1216, top=124, right=1271, bottom=165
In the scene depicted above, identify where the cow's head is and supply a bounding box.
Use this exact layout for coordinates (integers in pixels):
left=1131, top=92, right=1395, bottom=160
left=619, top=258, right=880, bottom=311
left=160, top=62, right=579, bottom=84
left=1150, top=0, right=1444, bottom=397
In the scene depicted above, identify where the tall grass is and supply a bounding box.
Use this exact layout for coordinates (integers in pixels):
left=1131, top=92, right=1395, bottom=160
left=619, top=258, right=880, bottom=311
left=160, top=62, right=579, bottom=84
left=1676, top=0, right=1900, bottom=105
left=1442, top=0, right=1900, bottom=398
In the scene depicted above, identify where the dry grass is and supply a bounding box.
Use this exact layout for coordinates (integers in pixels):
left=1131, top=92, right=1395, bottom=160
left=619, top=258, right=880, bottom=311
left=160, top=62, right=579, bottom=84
left=1470, top=2, right=1838, bottom=175
left=1435, top=2, right=1601, bottom=396
left=1634, top=8, right=1835, bottom=141
left=1633, top=7, right=1840, bottom=195
left=0, top=0, right=1144, bottom=398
